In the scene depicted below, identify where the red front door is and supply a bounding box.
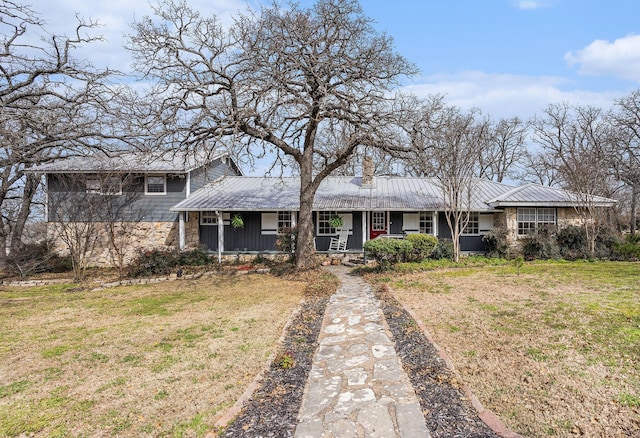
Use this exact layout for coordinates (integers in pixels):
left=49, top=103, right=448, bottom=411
left=369, top=211, right=387, bottom=239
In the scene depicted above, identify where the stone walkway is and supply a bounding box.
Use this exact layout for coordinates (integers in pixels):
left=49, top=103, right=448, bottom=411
left=295, top=266, right=431, bottom=437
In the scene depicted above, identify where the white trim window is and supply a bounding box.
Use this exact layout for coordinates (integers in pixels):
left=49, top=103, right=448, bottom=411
left=517, top=207, right=556, bottom=236
left=317, top=211, right=353, bottom=236
left=201, top=211, right=218, bottom=225
left=278, top=211, right=293, bottom=234
left=371, top=211, right=386, bottom=232
left=461, top=212, right=479, bottom=235
left=419, top=212, right=434, bottom=234
left=145, top=175, right=166, bottom=195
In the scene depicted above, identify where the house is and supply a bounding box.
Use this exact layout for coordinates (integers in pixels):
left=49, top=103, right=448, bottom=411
left=32, top=150, right=616, bottom=266
left=30, top=148, right=241, bottom=265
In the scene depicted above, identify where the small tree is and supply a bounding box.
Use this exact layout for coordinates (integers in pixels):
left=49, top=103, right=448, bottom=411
left=405, top=102, right=491, bottom=261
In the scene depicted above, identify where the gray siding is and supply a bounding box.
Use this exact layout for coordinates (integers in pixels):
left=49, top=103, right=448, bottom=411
left=190, top=159, right=241, bottom=193
left=47, top=173, right=184, bottom=223
left=437, top=212, right=488, bottom=252
left=199, top=211, right=363, bottom=252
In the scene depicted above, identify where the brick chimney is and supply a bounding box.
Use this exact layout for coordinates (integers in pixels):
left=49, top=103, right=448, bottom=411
left=361, top=156, right=375, bottom=187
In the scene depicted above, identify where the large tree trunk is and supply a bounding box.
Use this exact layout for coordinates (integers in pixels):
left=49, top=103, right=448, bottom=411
left=9, top=174, right=39, bottom=256
left=295, top=158, right=318, bottom=270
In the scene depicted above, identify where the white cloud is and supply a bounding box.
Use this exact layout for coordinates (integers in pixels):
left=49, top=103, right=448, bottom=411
left=403, top=71, right=624, bottom=120
left=565, top=35, right=640, bottom=82
left=517, top=1, right=543, bottom=10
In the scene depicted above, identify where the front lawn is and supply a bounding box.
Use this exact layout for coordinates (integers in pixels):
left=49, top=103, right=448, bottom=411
left=367, top=260, right=640, bottom=437
left=0, top=273, right=306, bottom=437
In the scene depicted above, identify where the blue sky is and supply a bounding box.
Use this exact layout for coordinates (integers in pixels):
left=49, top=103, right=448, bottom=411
left=40, top=0, right=640, bottom=120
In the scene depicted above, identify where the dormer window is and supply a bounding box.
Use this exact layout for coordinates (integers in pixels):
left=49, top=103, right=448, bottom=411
left=145, top=175, right=166, bottom=195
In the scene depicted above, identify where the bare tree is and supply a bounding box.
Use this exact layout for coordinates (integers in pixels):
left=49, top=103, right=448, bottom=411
left=530, top=103, right=615, bottom=256
left=0, top=1, right=124, bottom=271
left=405, top=100, right=491, bottom=261
left=610, top=90, right=640, bottom=234
left=127, top=0, right=417, bottom=269
left=479, top=117, right=529, bottom=183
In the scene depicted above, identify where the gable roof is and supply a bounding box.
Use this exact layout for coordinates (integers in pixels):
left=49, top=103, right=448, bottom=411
left=488, top=183, right=617, bottom=207
left=171, top=176, right=518, bottom=212
left=29, top=148, right=233, bottom=174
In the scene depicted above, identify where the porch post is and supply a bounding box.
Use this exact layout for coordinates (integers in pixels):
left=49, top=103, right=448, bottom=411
left=433, top=211, right=438, bottom=237
left=179, top=211, right=186, bottom=251
left=216, top=211, right=224, bottom=263
left=362, top=211, right=367, bottom=247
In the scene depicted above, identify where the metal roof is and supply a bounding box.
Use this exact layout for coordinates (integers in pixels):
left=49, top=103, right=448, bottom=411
left=488, top=183, right=617, bottom=207
left=171, top=176, right=521, bottom=212
left=28, top=148, right=230, bottom=174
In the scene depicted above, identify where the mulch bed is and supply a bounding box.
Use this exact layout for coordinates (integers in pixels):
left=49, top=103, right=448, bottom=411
left=219, top=273, right=498, bottom=437
left=219, top=293, right=330, bottom=437
left=375, top=285, right=499, bottom=438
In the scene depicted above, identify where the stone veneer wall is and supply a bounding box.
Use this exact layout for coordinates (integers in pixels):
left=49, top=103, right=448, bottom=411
left=48, top=215, right=201, bottom=268
left=502, top=207, right=584, bottom=246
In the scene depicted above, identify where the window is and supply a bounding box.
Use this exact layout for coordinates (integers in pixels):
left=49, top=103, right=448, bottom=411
left=317, top=212, right=352, bottom=235
left=317, top=211, right=335, bottom=235
left=461, top=212, right=479, bottom=235
left=517, top=208, right=556, bottom=235
left=145, top=175, right=166, bottom=195
left=201, top=211, right=217, bottom=225
left=85, top=175, right=121, bottom=195
left=419, top=212, right=433, bottom=234
left=371, top=211, right=386, bottom=232
left=278, top=211, right=293, bottom=234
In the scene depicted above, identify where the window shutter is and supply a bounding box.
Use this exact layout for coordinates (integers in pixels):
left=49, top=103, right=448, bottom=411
left=479, top=214, right=494, bottom=233
left=342, top=213, right=353, bottom=234
left=261, top=213, right=278, bottom=235
left=402, top=213, right=420, bottom=233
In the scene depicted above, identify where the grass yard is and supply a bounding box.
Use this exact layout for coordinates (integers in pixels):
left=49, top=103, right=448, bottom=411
left=368, top=260, right=640, bottom=438
left=0, top=273, right=307, bottom=437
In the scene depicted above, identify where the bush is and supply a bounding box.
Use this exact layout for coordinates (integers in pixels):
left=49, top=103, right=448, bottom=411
left=177, top=246, right=214, bottom=266
left=405, top=233, right=438, bottom=261
left=616, top=233, right=640, bottom=260
left=556, top=225, right=587, bottom=260
left=483, top=227, right=509, bottom=258
left=595, top=226, right=622, bottom=260
left=128, top=247, right=213, bottom=277
left=5, top=241, right=73, bottom=278
left=521, top=228, right=559, bottom=261
left=430, top=239, right=454, bottom=260
left=364, top=238, right=413, bottom=271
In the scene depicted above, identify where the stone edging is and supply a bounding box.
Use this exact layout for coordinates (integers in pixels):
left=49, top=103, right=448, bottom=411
left=1, top=268, right=272, bottom=290
left=390, top=288, right=523, bottom=438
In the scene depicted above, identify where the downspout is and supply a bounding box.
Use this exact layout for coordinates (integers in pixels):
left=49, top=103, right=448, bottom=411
left=362, top=211, right=368, bottom=263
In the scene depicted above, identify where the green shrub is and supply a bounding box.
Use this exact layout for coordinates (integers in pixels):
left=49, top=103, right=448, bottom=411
left=556, top=225, right=587, bottom=260
left=521, top=228, right=559, bottom=261
left=128, top=246, right=216, bottom=277
left=405, top=233, right=438, bottom=261
left=177, top=246, right=213, bottom=266
left=430, top=239, right=454, bottom=260
left=616, top=233, right=640, bottom=260
left=364, top=238, right=413, bottom=271
left=595, top=226, right=622, bottom=260
left=482, top=227, right=509, bottom=258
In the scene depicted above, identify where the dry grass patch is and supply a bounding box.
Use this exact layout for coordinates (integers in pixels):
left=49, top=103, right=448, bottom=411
left=0, top=273, right=306, bottom=437
left=369, top=261, right=640, bottom=437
